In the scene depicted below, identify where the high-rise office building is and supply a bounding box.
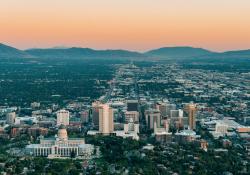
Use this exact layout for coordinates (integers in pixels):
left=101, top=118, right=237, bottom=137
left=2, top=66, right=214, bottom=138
left=156, top=102, right=168, bottom=117
left=170, top=109, right=184, bottom=129
left=80, top=110, right=89, bottom=123
left=166, top=104, right=176, bottom=117
left=99, top=104, right=114, bottom=135
left=184, top=103, right=197, bottom=130
left=56, top=109, right=70, bottom=126
left=124, top=118, right=139, bottom=134
left=127, top=100, right=139, bottom=112
left=92, top=101, right=102, bottom=127
left=145, top=109, right=161, bottom=130
left=125, top=111, right=139, bottom=122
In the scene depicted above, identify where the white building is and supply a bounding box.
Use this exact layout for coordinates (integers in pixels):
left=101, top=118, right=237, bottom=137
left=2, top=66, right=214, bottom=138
left=170, top=109, right=184, bottom=127
left=26, top=125, right=95, bottom=159
left=205, top=119, right=245, bottom=138
left=125, top=111, right=139, bottom=122
left=122, top=117, right=139, bottom=140
left=88, top=116, right=139, bottom=140
left=124, top=118, right=139, bottom=133
left=166, top=104, right=177, bottom=117
left=57, top=109, right=70, bottom=126
left=154, top=120, right=172, bottom=142
left=15, top=116, right=37, bottom=125
left=175, top=130, right=200, bottom=142
left=215, top=122, right=228, bottom=134
left=6, top=112, right=16, bottom=125
left=31, top=102, right=40, bottom=109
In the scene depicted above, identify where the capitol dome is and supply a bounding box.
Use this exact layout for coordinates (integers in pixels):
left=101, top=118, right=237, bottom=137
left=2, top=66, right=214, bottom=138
left=58, top=125, right=68, bottom=140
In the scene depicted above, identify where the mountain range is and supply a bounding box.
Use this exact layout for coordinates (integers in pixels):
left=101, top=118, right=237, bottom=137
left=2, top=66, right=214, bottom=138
left=145, top=46, right=213, bottom=59
left=0, top=43, right=249, bottom=60
left=0, top=43, right=33, bottom=58
left=26, top=47, right=144, bottom=59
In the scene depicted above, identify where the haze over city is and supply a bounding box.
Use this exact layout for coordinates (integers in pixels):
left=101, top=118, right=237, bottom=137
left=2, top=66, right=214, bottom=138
left=1, top=0, right=250, bottom=51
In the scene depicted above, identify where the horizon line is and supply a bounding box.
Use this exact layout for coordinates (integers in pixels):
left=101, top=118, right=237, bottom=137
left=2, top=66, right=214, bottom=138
left=2, top=42, right=250, bottom=53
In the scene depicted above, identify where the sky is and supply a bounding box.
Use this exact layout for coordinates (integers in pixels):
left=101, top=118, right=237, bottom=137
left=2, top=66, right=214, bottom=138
left=0, top=0, right=250, bottom=52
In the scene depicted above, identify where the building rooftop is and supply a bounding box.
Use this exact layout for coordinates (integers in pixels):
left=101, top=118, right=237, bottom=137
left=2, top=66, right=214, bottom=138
left=175, top=130, right=197, bottom=136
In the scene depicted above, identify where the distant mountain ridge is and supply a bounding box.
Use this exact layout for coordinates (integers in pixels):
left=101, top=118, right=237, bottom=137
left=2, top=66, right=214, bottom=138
left=0, top=43, right=33, bottom=58
left=25, top=47, right=145, bottom=59
left=216, top=49, right=250, bottom=59
left=145, top=46, right=215, bottom=59
left=0, top=43, right=249, bottom=60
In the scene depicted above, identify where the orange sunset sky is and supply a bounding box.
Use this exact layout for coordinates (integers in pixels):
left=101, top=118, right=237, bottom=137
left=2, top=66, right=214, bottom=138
left=0, top=0, right=250, bottom=52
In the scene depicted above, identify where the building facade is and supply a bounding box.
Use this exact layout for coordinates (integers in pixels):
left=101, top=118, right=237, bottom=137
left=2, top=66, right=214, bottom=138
left=127, top=100, right=139, bottom=112
left=6, top=112, right=16, bottom=125
left=99, top=104, right=114, bottom=135
left=185, top=103, right=197, bottom=130
left=92, top=101, right=102, bottom=127
left=145, top=109, right=161, bottom=130
left=56, top=109, right=70, bottom=126
left=26, top=125, right=94, bottom=158
left=125, top=111, right=139, bottom=122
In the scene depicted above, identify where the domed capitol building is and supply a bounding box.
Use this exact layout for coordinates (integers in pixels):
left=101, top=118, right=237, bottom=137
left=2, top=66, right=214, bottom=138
left=26, top=125, right=96, bottom=159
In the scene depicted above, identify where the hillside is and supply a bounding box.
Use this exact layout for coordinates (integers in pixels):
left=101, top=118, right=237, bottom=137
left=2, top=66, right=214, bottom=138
left=145, top=46, right=215, bottom=59
left=26, top=47, right=145, bottom=59
left=0, top=43, right=32, bottom=58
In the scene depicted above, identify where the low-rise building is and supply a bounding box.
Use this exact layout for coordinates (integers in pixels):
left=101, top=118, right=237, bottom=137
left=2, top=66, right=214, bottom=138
left=26, top=125, right=95, bottom=159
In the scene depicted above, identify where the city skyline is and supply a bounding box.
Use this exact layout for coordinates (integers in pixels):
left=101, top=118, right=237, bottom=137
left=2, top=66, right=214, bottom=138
left=1, top=0, right=250, bottom=51
left=0, top=1, right=250, bottom=174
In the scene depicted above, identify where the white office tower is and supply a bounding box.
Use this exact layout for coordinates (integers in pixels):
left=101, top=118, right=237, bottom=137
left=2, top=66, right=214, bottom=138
left=170, top=109, right=183, bottom=120
left=179, top=109, right=183, bottom=118
left=169, top=109, right=184, bottom=129
left=6, top=112, right=16, bottom=125
left=99, top=104, right=114, bottom=135
left=56, top=109, right=70, bottom=126
left=154, top=120, right=169, bottom=134
left=163, top=119, right=170, bottom=132
left=125, top=111, right=139, bottom=122
left=124, top=118, right=139, bottom=134
left=154, top=119, right=172, bottom=143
